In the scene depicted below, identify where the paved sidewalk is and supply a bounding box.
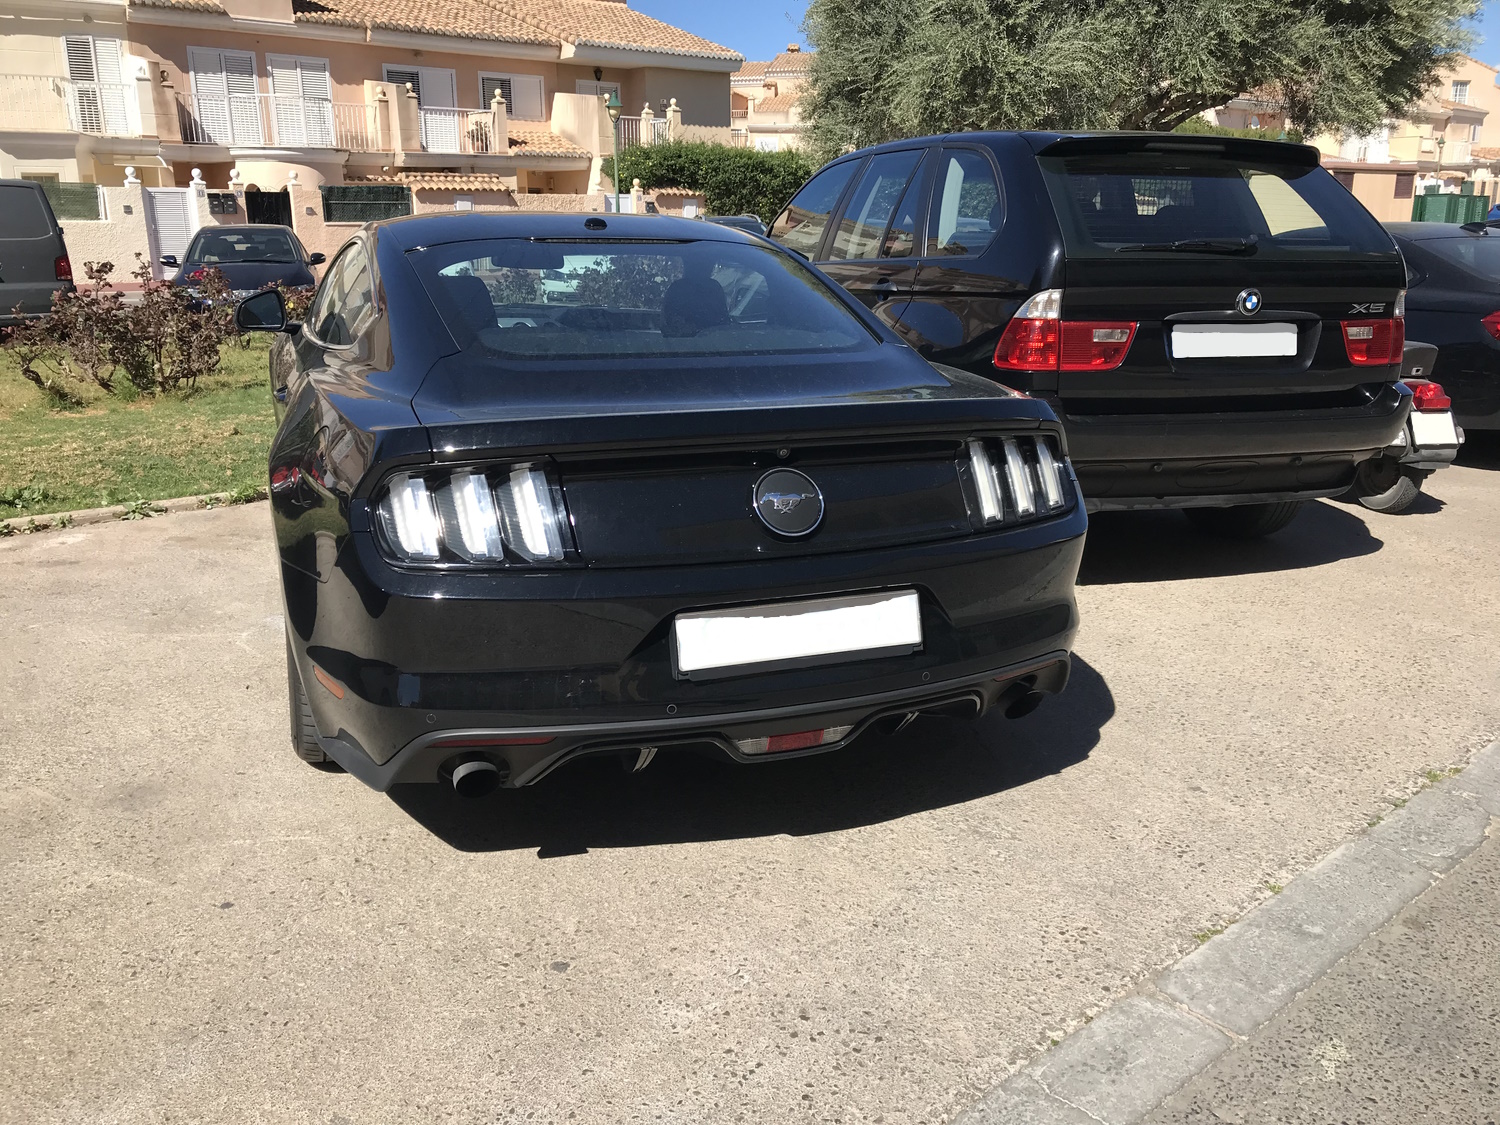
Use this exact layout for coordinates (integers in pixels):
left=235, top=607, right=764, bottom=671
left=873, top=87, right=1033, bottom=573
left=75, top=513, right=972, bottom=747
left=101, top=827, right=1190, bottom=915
left=1145, top=828, right=1500, bottom=1125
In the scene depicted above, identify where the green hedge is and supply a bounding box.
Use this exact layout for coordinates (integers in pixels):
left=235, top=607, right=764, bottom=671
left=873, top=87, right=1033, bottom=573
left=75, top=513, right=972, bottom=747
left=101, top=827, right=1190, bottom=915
left=607, top=141, right=815, bottom=224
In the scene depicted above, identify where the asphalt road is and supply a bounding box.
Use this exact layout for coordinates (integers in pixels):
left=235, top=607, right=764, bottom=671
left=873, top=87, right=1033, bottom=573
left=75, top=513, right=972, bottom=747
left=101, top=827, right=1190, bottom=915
left=2, top=454, right=1497, bottom=1125
left=1145, top=828, right=1500, bottom=1125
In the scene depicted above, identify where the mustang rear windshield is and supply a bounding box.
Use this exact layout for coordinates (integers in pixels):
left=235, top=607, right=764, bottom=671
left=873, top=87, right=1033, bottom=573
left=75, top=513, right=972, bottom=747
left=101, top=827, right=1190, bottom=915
left=1417, top=233, right=1500, bottom=278
left=410, top=239, right=876, bottom=359
left=1037, top=148, right=1395, bottom=258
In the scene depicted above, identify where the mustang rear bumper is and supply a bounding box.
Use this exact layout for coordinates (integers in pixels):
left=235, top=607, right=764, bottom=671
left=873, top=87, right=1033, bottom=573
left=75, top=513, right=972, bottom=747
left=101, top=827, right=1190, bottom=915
left=284, top=505, right=1088, bottom=789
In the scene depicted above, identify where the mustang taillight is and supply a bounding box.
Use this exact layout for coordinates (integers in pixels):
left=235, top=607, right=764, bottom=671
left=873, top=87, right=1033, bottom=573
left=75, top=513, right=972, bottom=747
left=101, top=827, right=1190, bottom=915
left=376, top=465, right=571, bottom=565
left=1341, top=318, right=1404, bottom=366
left=965, top=435, right=1071, bottom=527
left=1481, top=310, right=1500, bottom=340
left=993, top=289, right=1137, bottom=372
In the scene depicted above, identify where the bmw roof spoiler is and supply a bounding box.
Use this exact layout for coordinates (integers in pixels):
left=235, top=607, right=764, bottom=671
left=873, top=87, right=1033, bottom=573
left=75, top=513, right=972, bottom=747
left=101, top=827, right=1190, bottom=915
left=1026, top=132, right=1320, bottom=167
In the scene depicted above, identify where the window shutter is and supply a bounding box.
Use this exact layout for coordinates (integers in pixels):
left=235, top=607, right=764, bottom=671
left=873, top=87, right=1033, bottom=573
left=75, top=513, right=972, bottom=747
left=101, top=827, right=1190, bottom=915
left=512, top=75, right=543, bottom=121
left=386, top=67, right=421, bottom=103
left=298, top=57, right=331, bottom=100
left=64, top=36, right=97, bottom=83
left=481, top=75, right=512, bottom=113
left=221, top=49, right=262, bottom=144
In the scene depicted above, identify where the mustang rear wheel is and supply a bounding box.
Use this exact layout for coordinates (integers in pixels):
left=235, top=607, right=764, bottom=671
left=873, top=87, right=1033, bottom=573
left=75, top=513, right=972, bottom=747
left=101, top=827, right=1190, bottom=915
left=1183, top=501, right=1304, bottom=539
left=287, top=640, right=342, bottom=770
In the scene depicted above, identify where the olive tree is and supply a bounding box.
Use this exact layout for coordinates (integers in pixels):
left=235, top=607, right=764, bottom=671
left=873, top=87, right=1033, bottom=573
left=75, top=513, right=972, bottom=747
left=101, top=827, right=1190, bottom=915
left=801, top=0, right=1479, bottom=158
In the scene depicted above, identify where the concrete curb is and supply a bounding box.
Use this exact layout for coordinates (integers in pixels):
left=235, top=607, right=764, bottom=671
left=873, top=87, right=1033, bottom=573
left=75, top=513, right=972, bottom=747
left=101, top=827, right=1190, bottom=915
left=953, top=740, right=1500, bottom=1125
left=0, top=492, right=265, bottom=535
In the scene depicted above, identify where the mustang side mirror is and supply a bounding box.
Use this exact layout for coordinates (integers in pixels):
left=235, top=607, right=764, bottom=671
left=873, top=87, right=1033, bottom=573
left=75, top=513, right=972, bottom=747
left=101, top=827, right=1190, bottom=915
left=308, top=252, right=326, bottom=265
left=159, top=254, right=178, bottom=267
left=237, top=288, right=289, bottom=333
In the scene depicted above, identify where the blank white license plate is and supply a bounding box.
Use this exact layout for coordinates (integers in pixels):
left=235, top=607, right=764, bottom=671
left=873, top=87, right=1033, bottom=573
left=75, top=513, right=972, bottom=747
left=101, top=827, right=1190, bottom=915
left=673, top=590, right=922, bottom=678
left=1172, top=323, right=1298, bottom=358
left=1410, top=410, right=1459, bottom=448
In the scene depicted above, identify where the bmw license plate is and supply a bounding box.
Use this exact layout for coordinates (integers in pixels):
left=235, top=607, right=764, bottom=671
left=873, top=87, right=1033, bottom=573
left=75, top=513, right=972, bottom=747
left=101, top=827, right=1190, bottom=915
left=1410, top=410, right=1459, bottom=449
left=672, top=589, right=922, bottom=679
left=1171, top=323, right=1298, bottom=358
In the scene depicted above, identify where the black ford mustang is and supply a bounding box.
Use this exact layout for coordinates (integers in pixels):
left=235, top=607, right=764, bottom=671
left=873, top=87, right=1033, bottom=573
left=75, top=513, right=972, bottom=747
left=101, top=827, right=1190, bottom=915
left=236, top=213, right=1086, bottom=797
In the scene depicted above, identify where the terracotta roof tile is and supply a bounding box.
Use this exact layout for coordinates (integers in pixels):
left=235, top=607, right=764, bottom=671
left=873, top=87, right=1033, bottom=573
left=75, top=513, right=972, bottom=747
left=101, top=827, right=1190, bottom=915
left=731, top=61, right=769, bottom=83
left=484, top=0, right=740, bottom=59
left=765, top=49, right=813, bottom=75
left=753, top=92, right=800, bottom=114
left=506, top=125, right=591, bottom=158
left=131, top=0, right=739, bottom=57
left=292, top=0, right=553, bottom=44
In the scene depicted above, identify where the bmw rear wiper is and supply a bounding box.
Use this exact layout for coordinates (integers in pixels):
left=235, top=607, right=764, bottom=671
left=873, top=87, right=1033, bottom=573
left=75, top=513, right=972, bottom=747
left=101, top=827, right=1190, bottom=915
left=1114, top=237, right=1259, bottom=255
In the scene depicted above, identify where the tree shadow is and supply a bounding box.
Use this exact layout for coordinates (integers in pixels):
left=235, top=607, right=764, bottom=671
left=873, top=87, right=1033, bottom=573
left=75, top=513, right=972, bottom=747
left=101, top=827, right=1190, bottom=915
left=388, top=657, right=1114, bottom=855
left=1077, top=500, right=1382, bottom=586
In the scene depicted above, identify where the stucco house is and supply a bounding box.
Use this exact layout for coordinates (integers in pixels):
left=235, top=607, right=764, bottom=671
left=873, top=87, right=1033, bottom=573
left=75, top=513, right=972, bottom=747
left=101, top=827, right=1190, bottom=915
left=730, top=44, right=810, bottom=151
left=0, top=0, right=739, bottom=275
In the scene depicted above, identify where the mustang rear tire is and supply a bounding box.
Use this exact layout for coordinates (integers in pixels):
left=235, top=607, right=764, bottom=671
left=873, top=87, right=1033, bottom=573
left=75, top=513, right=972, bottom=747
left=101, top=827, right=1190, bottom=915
left=1184, top=500, right=1304, bottom=539
left=287, top=640, right=342, bottom=770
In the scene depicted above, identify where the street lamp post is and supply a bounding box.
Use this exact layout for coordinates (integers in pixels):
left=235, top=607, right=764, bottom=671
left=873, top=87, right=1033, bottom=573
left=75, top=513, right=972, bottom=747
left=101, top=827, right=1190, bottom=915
left=605, top=90, right=622, bottom=214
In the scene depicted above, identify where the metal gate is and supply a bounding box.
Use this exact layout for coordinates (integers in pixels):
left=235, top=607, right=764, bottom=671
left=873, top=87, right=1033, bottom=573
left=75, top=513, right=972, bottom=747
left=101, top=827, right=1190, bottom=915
left=245, top=188, right=292, bottom=227
left=144, top=187, right=197, bottom=278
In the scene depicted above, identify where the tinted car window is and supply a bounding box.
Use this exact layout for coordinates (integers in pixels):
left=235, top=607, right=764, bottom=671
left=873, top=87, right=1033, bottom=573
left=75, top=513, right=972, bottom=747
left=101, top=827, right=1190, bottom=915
left=1038, top=150, right=1395, bottom=257
left=925, top=149, right=1002, bottom=257
left=187, top=228, right=299, bottom=264
left=883, top=156, right=930, bottom=259
left=769, top=161, right=860, bottom=257
left=308, top=244, right=373, bottom=346
left=828, top=150, right=923, bottom=261
left=0, top=184, right=52, bottom=240
left=410, top=239, right=875, bottom=360
left=1412, top=234, right=1500, bottom=278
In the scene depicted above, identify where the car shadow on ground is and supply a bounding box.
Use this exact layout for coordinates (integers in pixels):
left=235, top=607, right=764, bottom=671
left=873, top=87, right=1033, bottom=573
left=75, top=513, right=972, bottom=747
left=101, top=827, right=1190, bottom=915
left=388, top=657, right=1114, bottom=855
left=1457, top=431, right=1500, bottom=471
left=1328, top=491, right=1447, bottom=516
left=1077, top=500, right=1382, bottom=585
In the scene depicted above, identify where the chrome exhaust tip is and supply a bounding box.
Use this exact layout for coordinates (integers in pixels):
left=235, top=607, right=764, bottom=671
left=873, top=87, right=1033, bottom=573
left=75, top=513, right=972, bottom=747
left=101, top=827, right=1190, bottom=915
left=450, top=756, right=502, bottom=799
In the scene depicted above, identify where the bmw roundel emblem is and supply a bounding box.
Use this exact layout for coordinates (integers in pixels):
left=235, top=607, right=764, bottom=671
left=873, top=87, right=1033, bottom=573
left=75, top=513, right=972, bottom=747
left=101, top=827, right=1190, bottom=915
left=752, top=468, right=824, bottom=537
left=1236, top=288, right=1263, bottom=316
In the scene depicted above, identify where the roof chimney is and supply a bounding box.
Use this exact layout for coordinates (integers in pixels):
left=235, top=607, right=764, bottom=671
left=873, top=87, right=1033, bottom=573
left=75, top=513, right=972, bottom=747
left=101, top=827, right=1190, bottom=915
left=787, top=44, right=800, bottom=52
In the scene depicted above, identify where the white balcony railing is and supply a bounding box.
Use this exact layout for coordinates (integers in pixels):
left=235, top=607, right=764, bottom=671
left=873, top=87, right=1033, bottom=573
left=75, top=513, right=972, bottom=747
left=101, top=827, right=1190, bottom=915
left=418, top=106, right=501, bottom=154
left=177, top=93, right=380, bottom=151
left=0, top=75, right=136, bottom=137
left=614, top=115, right=669, bottom=150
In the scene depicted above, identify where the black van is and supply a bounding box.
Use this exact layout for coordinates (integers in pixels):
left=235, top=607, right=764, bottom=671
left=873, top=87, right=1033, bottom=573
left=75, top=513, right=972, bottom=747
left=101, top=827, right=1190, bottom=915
left=0, top=179, right=74, bottom=325
left=768, top=133, right=1411, bottom=537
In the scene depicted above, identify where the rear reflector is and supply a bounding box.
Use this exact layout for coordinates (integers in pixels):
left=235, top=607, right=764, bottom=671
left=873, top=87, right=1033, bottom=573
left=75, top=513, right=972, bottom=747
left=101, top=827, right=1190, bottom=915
left=430, top=735, right=556, bottom=748
left=1341, top=319, right=1404, bottom=366
left=1410, top=381, right=1451, bottom=412
left=55, top=255, right=72, bottom=283
left=312, top=665, right=345, bottom=700
left=734, top=725, right=854, bottom=756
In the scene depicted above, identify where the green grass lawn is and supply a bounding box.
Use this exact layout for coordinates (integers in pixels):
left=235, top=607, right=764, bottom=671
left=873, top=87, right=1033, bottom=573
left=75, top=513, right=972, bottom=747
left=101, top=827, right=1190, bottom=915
left=0, top=339, right=279, bottom=518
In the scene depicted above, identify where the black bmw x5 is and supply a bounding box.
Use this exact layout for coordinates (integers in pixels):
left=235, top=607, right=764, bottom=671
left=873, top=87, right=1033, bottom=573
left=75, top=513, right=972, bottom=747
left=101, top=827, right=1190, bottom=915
left=770, top=132, right=1413, bottom=537
left=237, top=214, right=1086, bottom=796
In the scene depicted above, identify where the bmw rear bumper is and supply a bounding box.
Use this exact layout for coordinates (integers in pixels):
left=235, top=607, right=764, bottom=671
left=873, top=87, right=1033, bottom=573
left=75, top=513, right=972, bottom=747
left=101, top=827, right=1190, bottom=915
left=284, top=507, right=1087, bottom=790
left=1050, top=384, right=1411, bottom=508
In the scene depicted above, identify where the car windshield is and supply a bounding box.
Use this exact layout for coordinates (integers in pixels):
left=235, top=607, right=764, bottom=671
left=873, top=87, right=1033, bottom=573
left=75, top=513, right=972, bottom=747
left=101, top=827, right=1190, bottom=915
left=1037, top=148, right=1395, bottom=258
left=409, top=238, right=876, bottom=360
left=187, top=229, right=299, bottom=264
left=1414, top=233, right=1500, bottom=278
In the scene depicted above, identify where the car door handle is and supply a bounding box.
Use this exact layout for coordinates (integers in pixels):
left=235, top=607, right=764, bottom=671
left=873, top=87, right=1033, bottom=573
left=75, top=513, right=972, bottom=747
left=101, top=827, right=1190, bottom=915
left=869, top=278, right=899, bottom=301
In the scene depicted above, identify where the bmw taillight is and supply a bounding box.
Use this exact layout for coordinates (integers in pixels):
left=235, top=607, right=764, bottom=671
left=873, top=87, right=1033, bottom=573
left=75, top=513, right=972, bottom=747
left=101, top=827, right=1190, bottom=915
left=1341, top=319, right=1404, bottom=366
left=1410, top=381, right=1452, bottom=412
left=375, top=465, right=572, bottom=566
left=993, top=289, right=1137, bottom=372
left=964, top=435, right=1072, bottom=527
left=54, top=255, right=72, bottom=282
left=1481, top=310, right=1500, bottom=340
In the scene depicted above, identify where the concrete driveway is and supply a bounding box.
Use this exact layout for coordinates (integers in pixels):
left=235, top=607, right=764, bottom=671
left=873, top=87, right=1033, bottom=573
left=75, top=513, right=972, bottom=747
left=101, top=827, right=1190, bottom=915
left=2, top=454, right=1497, bottom=1125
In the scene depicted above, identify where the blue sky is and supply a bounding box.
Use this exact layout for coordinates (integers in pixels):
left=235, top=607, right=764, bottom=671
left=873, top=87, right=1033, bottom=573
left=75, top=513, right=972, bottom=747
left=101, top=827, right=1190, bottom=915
left=636, top=0, right=1500, bottom=68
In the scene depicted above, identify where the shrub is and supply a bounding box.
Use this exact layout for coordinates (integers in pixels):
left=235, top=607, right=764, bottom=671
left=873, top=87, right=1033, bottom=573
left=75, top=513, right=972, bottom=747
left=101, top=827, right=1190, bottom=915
left=6, top=255, right=235, bottom=403
left=609, top=141, right=815, bottom=224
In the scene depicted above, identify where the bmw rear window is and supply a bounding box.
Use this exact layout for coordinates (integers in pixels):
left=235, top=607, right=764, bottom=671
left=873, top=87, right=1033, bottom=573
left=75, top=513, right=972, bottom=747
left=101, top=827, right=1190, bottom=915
left=409, top=239, right=876, bottom=359
left=1037, top=147, right=1396, bottom=258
